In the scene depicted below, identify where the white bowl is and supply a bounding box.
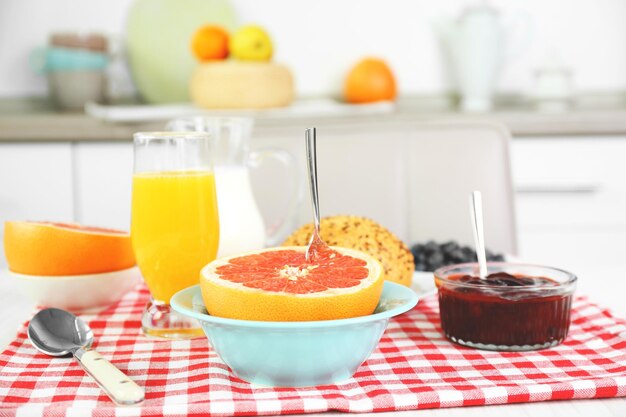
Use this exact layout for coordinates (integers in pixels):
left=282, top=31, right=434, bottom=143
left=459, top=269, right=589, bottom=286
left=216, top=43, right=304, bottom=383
left=4, top=267, right=141, bottom=312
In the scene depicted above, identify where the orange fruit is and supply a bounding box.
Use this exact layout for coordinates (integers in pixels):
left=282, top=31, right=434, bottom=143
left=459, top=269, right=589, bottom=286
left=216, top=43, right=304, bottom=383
left=191, top=25, right=229, bottom=61
left=4, top=221, right=135, bottom=276
left=200, top=246, right=383, bottom=321
left=344, top=58, right=397, bottom=104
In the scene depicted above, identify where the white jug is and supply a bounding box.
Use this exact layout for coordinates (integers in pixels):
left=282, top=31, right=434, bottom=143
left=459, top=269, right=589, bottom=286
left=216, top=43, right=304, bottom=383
left=167, top=117, right=300, bottom=257
left=436, top=5, right=531, bottom=112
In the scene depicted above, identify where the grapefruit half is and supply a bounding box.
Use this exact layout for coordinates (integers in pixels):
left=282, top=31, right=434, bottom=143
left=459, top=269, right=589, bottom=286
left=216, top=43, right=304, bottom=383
left=200, top=246, right=383, bottom=321
left=4, top=221, right=136, bottom=276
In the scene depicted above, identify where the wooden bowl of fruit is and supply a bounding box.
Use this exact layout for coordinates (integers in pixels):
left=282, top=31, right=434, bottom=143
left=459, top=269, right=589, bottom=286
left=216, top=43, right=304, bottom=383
left=188, top=24, right=294, bottom=109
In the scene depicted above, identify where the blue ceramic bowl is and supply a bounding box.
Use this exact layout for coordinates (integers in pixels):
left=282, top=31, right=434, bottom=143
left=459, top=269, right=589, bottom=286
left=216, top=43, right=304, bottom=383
left=171, top=281, right=418, bottom=387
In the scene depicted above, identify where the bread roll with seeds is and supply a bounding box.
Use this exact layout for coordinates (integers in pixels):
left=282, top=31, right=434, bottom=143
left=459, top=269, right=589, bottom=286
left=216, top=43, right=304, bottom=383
left=282, top=215, right=414, bottom=287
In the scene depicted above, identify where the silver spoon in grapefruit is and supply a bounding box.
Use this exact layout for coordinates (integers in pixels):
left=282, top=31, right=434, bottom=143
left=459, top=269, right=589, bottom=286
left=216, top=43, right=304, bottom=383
left=199, top=128, right=384, bottom=321
left=304, top=127, right=330, bottom=262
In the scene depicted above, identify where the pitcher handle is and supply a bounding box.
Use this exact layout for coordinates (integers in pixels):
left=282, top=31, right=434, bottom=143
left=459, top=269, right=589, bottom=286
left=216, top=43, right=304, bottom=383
left=248, top=148, right=302, bottom=247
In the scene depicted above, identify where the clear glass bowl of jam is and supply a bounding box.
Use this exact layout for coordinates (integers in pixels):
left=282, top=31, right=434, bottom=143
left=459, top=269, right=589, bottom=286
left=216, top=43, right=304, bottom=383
left=434, top=263, right=577, bottom=351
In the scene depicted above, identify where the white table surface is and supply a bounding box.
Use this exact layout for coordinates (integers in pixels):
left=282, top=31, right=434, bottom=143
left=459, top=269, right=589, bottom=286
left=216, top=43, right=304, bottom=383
left=1, top=270, right=625, bottom=416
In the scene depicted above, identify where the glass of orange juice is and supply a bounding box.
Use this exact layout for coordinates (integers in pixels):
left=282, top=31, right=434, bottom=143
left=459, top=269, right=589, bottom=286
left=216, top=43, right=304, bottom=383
left=131, top=132, right=219, bottom=339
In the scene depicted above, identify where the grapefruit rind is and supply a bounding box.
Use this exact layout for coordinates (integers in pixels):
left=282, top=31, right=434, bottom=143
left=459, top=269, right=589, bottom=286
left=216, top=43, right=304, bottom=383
left=200, top=246, right=384, bottom=322
left=4, top=221, right=135, bottom=276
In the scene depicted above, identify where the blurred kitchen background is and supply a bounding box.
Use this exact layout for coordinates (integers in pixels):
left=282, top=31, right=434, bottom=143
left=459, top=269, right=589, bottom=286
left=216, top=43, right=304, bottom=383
left=1, top=0, right=626, bottom=99
left=1, top=0, right=626, bottom=311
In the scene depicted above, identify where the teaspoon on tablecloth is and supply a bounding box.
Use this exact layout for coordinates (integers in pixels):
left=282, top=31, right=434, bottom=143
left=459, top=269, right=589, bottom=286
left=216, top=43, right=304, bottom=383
left=28, top=307, right=145, bottom=406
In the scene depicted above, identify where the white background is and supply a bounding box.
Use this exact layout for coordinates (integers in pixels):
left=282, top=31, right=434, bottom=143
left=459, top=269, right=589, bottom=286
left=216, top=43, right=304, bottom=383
left=0, top=0, right=625, bottom=97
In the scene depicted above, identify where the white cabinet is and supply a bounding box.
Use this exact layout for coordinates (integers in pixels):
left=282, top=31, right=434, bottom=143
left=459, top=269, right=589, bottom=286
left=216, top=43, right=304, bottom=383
left=252, top=122, right=517, bottom=253
left=511, top=137, right=626, bottom=275
left=513, top=137, right=626, bottom=227
left=74, top=142, right=133, bottom=230
left=0, top=142, right=74, bottom=267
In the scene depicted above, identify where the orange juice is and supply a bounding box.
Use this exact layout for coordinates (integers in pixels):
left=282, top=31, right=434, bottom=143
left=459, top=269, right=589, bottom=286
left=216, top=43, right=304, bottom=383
left=131, top=170, right=219, bottom=303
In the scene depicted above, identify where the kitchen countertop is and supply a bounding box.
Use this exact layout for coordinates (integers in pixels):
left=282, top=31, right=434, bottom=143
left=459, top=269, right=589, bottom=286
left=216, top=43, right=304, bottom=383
left=2, top=95, right=626, bottom=141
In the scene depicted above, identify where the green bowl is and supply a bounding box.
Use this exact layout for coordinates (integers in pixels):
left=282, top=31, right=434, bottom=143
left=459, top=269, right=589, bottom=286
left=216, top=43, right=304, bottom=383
left=171, top=281, right=419, bottom=387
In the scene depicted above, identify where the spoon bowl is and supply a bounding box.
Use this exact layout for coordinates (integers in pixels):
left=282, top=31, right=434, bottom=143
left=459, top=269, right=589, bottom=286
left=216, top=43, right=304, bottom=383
left=28, top=308, right=94, bottom=356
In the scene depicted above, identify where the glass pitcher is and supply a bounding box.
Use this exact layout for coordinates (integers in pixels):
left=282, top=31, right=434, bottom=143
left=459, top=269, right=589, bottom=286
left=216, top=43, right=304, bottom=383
left=167, top=116, right=300, bottom=257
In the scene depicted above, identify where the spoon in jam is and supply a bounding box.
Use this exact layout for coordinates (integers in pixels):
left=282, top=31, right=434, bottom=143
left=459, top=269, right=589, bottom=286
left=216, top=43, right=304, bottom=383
left=305, top=127, right=330, bottom=262
left=470, top=190, right=488, bottom=279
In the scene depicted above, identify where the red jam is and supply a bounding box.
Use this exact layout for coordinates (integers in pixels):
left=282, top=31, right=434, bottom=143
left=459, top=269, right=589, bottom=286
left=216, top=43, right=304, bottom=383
left=436, top=272, right=574, bottom=350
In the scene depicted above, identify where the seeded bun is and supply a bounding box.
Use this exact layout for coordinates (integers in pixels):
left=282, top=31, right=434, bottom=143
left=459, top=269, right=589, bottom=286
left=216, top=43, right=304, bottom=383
left=282, top=215, right=414, bottom=287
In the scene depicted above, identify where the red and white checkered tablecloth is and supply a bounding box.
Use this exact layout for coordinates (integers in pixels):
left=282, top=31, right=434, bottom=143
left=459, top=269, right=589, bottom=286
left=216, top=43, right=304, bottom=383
left=1, top=285, right=626, bottom=417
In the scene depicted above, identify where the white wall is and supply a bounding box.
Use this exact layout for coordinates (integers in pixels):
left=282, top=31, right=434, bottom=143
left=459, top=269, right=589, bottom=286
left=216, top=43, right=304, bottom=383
left=0, top=0, right=625, bottom=98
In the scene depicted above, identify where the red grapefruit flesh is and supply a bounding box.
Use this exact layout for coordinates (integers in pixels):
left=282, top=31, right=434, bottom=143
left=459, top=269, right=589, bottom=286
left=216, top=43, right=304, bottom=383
left=200, top=246, right=383, bottom=321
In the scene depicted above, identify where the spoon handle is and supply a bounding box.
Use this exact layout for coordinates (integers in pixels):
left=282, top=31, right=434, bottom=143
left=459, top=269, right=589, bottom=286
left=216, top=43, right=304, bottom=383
left=305, top=127, right=320, bottom=235
left=305, top=127, right=329, bottom=262
left=470, top=190, right=488, bottom=279
left=75, top=348, right=145, bottom=406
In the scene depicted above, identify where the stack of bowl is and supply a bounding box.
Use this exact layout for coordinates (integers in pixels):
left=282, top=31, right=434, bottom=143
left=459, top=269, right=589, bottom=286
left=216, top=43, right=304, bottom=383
left=31, top=33, right=109, bottom=111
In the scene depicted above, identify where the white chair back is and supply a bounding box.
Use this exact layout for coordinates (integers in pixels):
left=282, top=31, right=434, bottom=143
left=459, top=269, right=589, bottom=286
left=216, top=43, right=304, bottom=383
left=253, top=119, right=518, bottom=255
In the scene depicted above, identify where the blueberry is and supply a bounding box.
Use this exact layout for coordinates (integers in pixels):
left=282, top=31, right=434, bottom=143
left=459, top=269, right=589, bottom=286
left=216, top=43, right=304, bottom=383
left=462, top=246, right=476, bottom=258
left=410, top=240, right=506, bottom=272
left=449, top=249, right=467, bottom=263
left=427, top=251, right=445, bottom=270
left=423, top=240, right=438, bottom=254
left=441, top=241, right=459, bottom=254
left=411, top=243, right=424, bottom=253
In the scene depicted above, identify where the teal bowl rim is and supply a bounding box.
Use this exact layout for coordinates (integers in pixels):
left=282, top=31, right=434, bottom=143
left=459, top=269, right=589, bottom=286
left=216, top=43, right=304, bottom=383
left=171, top=281, right=419, bottom=329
